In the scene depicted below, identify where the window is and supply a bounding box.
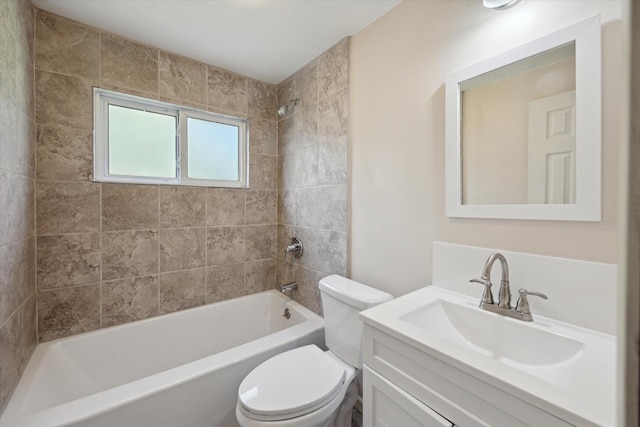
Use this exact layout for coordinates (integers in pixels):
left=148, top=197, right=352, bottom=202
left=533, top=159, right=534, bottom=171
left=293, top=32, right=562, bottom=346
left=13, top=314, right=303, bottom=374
left=93, top=88, right=248, bottom=187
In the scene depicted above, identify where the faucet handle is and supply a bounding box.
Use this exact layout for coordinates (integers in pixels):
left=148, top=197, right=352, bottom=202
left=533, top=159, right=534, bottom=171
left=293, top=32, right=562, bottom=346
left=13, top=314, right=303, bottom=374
left=515, top=289, right=548, bottom=318
left=470, top=278, right=494, bottom=305
left=283, top=237, right=303, bottom=260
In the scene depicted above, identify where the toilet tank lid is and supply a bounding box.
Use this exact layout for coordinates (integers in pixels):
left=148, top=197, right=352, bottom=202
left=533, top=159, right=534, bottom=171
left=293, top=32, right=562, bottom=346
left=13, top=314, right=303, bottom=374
left=319, top=275, right=393, bottom=310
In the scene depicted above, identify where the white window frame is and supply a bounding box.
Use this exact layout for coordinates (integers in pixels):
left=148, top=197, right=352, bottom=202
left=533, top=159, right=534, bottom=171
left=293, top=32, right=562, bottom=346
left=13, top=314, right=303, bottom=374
left=93, top=88, right=248, bottom=188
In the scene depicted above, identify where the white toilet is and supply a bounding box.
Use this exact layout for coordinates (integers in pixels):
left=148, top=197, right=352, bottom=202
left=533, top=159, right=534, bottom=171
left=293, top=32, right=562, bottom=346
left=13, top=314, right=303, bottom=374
left=236, top=275, right=393, bottom=427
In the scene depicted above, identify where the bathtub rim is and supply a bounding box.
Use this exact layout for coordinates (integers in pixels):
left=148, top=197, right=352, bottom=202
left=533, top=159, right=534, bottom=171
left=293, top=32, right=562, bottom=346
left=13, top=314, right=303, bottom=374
left=1, top=290, right=324, bottom=427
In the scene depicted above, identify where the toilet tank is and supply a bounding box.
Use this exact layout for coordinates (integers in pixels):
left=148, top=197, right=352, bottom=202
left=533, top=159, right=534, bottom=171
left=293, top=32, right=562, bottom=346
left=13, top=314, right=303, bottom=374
left=319, top=275, right=393, bottom=368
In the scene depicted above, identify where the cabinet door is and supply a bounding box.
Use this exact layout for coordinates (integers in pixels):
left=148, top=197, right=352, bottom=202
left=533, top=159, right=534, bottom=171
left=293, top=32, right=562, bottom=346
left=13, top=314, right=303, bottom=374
left=364, top=367, right=454, bottom=427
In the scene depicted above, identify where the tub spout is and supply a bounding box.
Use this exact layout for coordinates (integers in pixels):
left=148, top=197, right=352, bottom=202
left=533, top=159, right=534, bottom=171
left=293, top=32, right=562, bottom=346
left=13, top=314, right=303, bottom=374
left=281, top=282, right=298, bottom=294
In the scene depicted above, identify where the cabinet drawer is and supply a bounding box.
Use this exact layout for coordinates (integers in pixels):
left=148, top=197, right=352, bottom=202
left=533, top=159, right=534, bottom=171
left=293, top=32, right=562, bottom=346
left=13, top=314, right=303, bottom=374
left=363, top=326, right=574, bottom=427
left=364, top=366, right=454, bottom=427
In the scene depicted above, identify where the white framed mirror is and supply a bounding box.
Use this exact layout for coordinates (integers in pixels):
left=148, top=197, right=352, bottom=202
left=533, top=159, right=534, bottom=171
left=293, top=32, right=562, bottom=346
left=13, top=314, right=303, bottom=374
left=445, top=15, right=601, bottom=221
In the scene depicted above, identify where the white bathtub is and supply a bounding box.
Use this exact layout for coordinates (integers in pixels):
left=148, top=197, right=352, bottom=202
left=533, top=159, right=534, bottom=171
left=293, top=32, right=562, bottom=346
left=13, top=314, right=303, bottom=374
left=1, top=290, right=324, bottom=427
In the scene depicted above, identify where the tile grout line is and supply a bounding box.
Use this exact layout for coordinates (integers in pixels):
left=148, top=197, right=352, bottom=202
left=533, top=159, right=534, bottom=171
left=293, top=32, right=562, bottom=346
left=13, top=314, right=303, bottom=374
left=157, top=49, right=160, bottom=98
left=204, top=188, right=209, bottom=303
left=243, top=187, right=248, bottom=293
left=38, top=281, right=102, bottom=293
left=33, top=12, right=39, bottom=343
left=0, top=293, right=35, bottom=336
left=97, top=29, right=103, bottom=327
left=98, top=181, right=103, bottom=330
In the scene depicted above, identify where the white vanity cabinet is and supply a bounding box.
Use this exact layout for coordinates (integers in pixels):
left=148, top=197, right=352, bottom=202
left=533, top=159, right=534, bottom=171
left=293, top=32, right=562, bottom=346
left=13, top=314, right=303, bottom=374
left=364, top=366, right=453, bottom=427
left=361, top=325, right=575, bottom=427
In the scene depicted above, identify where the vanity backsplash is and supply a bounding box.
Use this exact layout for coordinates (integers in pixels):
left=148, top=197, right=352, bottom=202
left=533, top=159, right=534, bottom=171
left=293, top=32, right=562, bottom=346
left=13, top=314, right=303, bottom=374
left=432, top=242, right=617, bottom=335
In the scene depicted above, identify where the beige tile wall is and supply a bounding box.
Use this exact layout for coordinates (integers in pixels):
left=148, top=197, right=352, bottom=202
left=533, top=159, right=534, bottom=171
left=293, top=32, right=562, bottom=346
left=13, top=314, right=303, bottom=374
left=0, top=0, right=37, bottom=413
left=34, top=11, right=278, bottom=342
left=277, top=38, right=349, bottom=314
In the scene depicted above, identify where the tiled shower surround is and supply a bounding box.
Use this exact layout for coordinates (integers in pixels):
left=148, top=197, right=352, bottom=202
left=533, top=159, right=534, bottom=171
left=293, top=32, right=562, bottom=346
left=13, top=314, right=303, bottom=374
left=34, top=10, right=278, bottom=342
left=32, top=10, right=348, bottom=341
left=0, top=0, right=37, bottom=412
left=277, top=39, right=349, bottom=314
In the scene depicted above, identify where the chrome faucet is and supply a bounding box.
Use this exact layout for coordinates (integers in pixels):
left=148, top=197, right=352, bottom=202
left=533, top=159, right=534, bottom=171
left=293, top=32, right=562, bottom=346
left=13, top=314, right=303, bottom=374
left=280, top=282, right=298, bottom=294
left=470, top=253, right=548, bottom=322
left=283, top=237, right=303, bottom=260
left=470, top=252, right=511, bottom=308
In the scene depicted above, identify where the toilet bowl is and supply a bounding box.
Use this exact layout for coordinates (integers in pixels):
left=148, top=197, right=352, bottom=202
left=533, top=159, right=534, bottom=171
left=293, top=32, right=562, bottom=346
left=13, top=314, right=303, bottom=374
left=235, top=346, right=357, bottom=427
left=236, top=275, right=393, bottom=427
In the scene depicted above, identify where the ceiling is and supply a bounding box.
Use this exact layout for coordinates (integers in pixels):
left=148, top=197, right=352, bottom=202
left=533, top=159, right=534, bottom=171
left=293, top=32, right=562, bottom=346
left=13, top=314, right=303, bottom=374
left=32, top=0, right=402, bottom=84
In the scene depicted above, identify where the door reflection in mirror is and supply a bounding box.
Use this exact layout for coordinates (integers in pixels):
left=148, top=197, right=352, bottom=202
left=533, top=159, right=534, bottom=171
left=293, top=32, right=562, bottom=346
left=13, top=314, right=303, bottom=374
left=460, top=43, right=576, bottom=205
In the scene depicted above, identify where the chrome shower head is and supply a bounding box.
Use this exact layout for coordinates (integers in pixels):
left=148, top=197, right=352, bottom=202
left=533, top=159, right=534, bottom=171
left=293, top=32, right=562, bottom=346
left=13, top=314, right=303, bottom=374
left=277, top=98, right=300, bottom=117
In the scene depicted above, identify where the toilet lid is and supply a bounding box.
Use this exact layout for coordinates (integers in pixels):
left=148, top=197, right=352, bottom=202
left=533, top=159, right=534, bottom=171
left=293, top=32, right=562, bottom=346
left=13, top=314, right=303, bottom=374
left=238, top=345, right=346, bottom=420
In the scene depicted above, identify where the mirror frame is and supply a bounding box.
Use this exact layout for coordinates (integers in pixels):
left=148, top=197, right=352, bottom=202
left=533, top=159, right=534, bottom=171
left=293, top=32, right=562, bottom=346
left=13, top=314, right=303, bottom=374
left=445, top=15, right=601, bottom=221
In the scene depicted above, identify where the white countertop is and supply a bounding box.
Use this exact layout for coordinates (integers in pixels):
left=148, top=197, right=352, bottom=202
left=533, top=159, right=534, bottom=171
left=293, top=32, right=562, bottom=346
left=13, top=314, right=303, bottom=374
left=359, top=286, right=616, bottom=427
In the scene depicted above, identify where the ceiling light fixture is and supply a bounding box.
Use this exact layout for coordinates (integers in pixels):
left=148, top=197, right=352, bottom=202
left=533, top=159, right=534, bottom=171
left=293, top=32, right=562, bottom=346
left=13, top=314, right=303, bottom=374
left=483, top=0, right=522, bottom=10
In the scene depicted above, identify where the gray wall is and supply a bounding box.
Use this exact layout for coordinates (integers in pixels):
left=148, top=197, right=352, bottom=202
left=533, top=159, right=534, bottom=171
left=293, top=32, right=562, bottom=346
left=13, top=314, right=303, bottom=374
left=33, top=10, right=279, bottom=341
left=0, top=8, right=349, bottom=413
left=277, top=38, right=349, bottom=314
left=31, top=10, right=349, bottom=340
left=0, top=0, right=37, bottom=413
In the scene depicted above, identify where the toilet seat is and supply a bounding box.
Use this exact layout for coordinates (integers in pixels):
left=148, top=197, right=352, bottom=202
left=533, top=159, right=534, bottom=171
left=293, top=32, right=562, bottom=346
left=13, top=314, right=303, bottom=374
left=238, top=345, right=347, bottom=421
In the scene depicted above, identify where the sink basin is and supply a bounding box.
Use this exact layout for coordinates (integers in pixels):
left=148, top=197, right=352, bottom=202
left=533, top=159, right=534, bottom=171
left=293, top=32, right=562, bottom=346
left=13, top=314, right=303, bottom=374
left=359, top=285, right=616, bottom=427
left=400, top=299, right=584, bottom=367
